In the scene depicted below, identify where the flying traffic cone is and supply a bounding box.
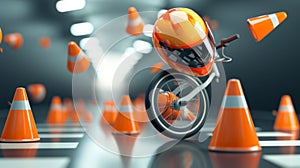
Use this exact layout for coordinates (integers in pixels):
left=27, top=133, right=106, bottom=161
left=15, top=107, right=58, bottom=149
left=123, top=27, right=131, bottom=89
left=273, top=95, right=299, bottom=130
left=27, top=84, right=46, bottom=103
left=113, top=95, right=140, bottom=134
left=47, top=96, right=65, bottom=124
left=67, top=41, right=90, bottom=73
left=39, top=36, right=51, bottom=49
left=0, top=87, right=40, bottom=142
left=150, top=62, right=164, bottom=74
left=126, top=7, right=144, bottom=36
left=247, top=12, right=287, bottom=42
left=157, top=92, right=195, bottom=121
left=4, top=33, right=23, bottom=49
left=101, top=100, right=118, bottom=125
left=208, top=79, right=261, bottom=152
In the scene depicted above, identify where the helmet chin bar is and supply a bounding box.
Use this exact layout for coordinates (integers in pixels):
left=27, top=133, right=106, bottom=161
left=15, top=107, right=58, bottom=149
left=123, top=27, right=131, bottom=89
left=174, top=63, right=220, bottom=105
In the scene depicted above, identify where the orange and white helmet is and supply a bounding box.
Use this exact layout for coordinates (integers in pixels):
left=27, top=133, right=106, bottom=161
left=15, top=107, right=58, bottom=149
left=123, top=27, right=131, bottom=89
left=153, top=8, right=216, bottom=77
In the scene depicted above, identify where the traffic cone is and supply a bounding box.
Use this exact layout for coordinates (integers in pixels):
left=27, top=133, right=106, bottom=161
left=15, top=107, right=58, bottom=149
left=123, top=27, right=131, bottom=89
left=150, top=62, right=164, bottom=74
left=4, top=33, right=23, bottom=49
left=133, top=95, right=149, bottom=129
left=157, top=92, right=195, bottom=121
left=0, top=87, right=40, bottom=142
left=39, top=36, right=51, bottom=49
left=76, top=99, right=92, bottom=122
left=113, top=95, right=140, bottom=134
left=126, top=7, right=144, bottom=36
left=63, top=98, right=74, bottom=122
left=67, top=41, right=90, bottom=73
left=47, top=96, right=65, bottom=124
left=247, top=12, right=287, bottom=42
left=27, top=84, right=46, bottom=103
left=273, top=95, right=299, bottom=130
left=101, top=100, right=118, bottom=125
left=208, top=79, right=261, bottom=152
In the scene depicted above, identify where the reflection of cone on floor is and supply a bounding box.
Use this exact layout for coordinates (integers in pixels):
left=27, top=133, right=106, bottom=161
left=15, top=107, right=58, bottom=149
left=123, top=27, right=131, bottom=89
left=113, top=95, right=140, bottom=134
left=67, top=41, right=90, bottom=73
left=4, top=33, right=23, bottom=49
left=150, top=62, right=164, bottom=74
left=1, top=143, right=39, bottom=157
left=113, top=134, right=137, bottom=166
left=101, top=100, right=118, bottom=125
left=276, top=130, right=299, bottom=154
left=157, top=92, right=195, bottom=121
left=27, top=84, right=46, bottom=103
left=247, top=12, right=287, bottom=42
left=209, top=79, right=261, bottom=152
left=209, top=152, right=261, bottom=168
left=0, top=87, right=40, bottom=142
left=47, top=96, right=65, bottom=124
left=274, top=95, right=299, bottom=130
left=126, top=7, right=144, bottom=36
left=39, top=36, right=51, bottom=49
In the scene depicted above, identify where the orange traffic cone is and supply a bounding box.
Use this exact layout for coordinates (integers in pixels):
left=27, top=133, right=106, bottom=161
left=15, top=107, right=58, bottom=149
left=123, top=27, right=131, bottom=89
left=39, top=36, right=51, bottom=49
left=150, top=62, right=164, bottom=74
left=27, top=84, right=46, bottom=103
left=208, top=79, right=261, bottom=152
left=126, top=7, right=144, bottom=36
left=273, top=95, right=299, bottom=130
left=247, top=12, right=287, bottom=42
left=157, top=92, right=195, bottom=121
left=4, top=33, right=23, bottom=49
left=113, top=95, right=140, bottom=134
left=47, top=96, right=65, bottom=124
left=101, top=100, right=118, bottom=125
left=63, top=98, right=74, bottom=122
left=0, top=87, right=40, bottom=142
left=67, top=41, right=90, bottom=73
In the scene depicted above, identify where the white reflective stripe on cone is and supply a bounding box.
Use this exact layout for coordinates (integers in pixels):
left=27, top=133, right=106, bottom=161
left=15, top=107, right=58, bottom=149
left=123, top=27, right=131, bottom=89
left=119, top=105, right=133, bottom=112
left=11, top=100, right=31, bottom=110
left=221, top=95, right=248, bottom=108
left=128, top=17, right=143, bottom=26
left=104, top=106, right=115, bottom=111
left=269, top=14, right=279, bottom=28
left=68, top=50, right=86, bottom=62
left=278, top=105, right=295, bottom=112
left=51, top=104, right=61, bottom=110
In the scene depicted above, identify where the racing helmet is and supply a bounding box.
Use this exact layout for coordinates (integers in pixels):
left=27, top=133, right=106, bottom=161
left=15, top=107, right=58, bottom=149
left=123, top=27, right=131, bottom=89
left=153, top=8, right=216, bottom=77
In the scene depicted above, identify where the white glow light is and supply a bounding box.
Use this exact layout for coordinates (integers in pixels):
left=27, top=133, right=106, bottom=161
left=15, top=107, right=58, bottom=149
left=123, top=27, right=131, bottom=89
left=70, top=22, right=94, bottom=36
left=133, top=40, right=152, bottom=54
left=56, top=0, right=86, bottom=13
left=143, top=24, right=154, bottom=37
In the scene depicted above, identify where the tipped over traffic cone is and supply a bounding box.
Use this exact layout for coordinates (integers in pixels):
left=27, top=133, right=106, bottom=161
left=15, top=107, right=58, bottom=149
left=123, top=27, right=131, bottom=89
left=157, top=92, right=195, bottom=121
left=4, top=33, right=23, bottom=49
left=47, top=96, right=65, bottom=124
left=0, top=87, right=40, bottom=142
left=126, top=7, right=144, bottom=36
left=247, top=12, right=287, bottom=42
left=39, top=36, right=51, bottom=49
left=113, top=95, right=140, bottom=134
left=27, top=84, right=46, bottom=103
left=101, top=100, right=118, bottom=125
left=209, top=79, right=261, bottom=152
left=67, top=41, right=90, bottom=73
left=274, top=95, right=299, bottom=130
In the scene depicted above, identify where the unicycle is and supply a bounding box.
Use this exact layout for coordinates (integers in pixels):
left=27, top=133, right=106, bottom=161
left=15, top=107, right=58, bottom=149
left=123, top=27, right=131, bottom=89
left=145, top=8, right=239, bottom=139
